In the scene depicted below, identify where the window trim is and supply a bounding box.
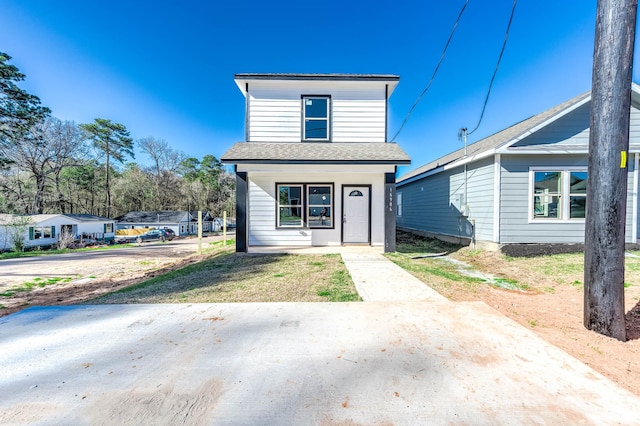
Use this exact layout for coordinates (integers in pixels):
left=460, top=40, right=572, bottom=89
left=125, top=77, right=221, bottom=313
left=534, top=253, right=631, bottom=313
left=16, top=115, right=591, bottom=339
left=276, top=182, right=335, bottom=229
left=277, top=183, right=304, bottom=228
left=528, top=167, right=587, bottom=223
left=301, top=95, right=331, bottom=142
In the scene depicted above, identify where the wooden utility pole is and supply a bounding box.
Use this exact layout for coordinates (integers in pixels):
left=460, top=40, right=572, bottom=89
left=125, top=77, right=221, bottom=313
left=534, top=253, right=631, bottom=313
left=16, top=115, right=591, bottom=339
left=584, top=0, right=637, bottom=341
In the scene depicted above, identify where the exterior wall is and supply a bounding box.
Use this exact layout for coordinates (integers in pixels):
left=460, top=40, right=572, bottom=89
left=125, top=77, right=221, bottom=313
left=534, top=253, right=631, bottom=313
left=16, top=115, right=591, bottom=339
left=247, top=80, right=387, bottom=143
left=239, top=164, right=391, bottom=247
left=396, top=157, right=494, bottom=242
left=499, top=154, right=636, bottom=243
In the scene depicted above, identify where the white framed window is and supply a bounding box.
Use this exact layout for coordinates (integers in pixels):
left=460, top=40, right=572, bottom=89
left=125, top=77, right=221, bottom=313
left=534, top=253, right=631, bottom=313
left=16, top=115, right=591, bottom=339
left=530, top=168, right=587, bottom=221
left=396, top=192, right=403, bottom=217
left=302, top=96, right=330, bottom=141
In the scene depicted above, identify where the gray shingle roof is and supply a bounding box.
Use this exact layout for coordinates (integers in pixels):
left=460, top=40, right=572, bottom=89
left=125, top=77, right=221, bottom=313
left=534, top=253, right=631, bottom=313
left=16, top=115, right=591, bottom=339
left=114, top=211, right=190, bottom=223
left=397, top=91, right=591, bottom=183
left=221, top=142, right=411, bottom=164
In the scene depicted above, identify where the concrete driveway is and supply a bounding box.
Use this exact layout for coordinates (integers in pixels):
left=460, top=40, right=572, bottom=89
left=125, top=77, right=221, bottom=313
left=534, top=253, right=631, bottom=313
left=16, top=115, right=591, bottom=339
left=1, top=248, right=640, bottom=424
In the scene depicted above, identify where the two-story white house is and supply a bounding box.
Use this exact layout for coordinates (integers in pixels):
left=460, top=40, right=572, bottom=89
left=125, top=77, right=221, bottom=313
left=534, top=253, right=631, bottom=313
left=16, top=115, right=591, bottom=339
left=221, top=73, right=410, bottom=252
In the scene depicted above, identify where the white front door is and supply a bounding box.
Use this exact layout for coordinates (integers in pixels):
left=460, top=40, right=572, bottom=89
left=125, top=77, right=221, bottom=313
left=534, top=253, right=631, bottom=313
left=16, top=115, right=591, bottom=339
left=343, top=186, right=370, bottom=244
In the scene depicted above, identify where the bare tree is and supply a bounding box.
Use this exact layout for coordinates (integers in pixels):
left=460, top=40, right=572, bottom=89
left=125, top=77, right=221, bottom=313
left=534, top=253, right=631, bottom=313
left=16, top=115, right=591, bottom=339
left=3, top=118, right=87, bottom=213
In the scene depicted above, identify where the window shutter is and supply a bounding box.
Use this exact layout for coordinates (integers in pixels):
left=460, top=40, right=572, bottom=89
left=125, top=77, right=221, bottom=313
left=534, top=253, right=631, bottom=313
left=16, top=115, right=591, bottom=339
left=29, top=227, right=34, bottom=240
left=52, top=226, right=56, bottom=238
left=104, top=223, right=107, bottom=233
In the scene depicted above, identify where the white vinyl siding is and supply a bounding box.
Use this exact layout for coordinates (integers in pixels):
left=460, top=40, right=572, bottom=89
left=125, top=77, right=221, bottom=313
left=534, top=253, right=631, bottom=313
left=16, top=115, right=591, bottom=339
left=247, top=82, right=387, bottom=143
left=242, top=165, right=391, bottom=247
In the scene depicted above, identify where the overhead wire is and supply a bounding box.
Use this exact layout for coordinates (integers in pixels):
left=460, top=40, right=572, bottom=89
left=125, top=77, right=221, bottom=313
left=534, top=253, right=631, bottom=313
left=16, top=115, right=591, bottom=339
left=467, top=0, right=518, bottom=136
left=390, top=0, right=469, bottom=142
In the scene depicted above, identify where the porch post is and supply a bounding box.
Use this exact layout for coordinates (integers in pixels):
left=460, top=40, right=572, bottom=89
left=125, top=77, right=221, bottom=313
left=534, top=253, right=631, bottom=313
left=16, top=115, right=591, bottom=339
left=236, top=171, right=248, bottom=253
left=384, top=172, right=396, bottom=253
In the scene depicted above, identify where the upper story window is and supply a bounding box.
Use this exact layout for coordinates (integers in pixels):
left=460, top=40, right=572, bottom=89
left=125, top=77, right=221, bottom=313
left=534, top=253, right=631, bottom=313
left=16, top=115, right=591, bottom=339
left=303, top=96, right=330, bottom=141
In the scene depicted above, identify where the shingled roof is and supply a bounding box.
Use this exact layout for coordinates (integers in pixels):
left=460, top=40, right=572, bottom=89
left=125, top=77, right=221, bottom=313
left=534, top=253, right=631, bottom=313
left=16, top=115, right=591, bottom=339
left=397, top=91, right=592, bottom=184
left=114, top=211, right=190, bottom=223
left=221, top=142, right=411, bottom=165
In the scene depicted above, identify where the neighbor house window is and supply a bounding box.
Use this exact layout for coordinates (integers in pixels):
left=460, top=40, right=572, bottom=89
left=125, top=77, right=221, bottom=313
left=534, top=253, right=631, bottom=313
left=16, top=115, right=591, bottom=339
left=308, top=185, right=332, bottom=228
left=396, top=192, right=403, bottom=217
left=531, top=169, right=587, bottom=220
left=104, top=223, right=113, bottom=233
left=278, top=184, right=303, bottom=227
left=29, top=226, right=55, bottom=240
left=302, top=96, right=330, bottom=141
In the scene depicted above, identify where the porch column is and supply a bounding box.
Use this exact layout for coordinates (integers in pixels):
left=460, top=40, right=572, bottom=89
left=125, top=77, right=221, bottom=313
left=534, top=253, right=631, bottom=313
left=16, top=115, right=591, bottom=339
left=236, top=171, right=248, bottom=253
left=384, top=172, right=396, bottom=253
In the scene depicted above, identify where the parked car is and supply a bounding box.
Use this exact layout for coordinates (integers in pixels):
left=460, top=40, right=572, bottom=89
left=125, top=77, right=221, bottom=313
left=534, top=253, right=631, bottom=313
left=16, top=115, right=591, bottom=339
left=162, top=228, right=176, bottom=240
left=135, top=229, right=174, bottom=243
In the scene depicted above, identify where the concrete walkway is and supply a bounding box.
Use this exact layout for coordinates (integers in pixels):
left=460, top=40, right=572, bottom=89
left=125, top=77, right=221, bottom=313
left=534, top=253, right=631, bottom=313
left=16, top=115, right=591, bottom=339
left=1, top=247, right=640, bottom=424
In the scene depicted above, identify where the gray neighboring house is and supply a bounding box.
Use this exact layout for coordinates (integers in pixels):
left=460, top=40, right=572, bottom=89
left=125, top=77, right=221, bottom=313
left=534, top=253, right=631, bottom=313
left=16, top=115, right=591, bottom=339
left=396, top=83, right=640, bottom=248
left=114, top=211, right=195, bottom=236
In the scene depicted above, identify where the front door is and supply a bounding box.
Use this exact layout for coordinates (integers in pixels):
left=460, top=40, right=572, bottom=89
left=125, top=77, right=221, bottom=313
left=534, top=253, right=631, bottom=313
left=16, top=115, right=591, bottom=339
left=343, top=186, right=370, bottom=244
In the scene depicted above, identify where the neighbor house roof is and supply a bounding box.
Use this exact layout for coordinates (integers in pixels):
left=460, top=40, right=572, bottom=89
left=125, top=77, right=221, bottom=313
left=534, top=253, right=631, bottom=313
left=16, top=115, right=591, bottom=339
left=398, top=83, right=640, bottom=185
left=63, top=214, right=112, bottom=222
left=114, top=211, right=190, bottom=223
left=397, top=91, right=592, bottom=184
left=221, top=142, right=411, bottom=165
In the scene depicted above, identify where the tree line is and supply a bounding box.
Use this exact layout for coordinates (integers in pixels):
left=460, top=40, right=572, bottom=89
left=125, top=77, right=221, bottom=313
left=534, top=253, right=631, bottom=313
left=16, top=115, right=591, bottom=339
left=0, top=52, right=234, bottom=219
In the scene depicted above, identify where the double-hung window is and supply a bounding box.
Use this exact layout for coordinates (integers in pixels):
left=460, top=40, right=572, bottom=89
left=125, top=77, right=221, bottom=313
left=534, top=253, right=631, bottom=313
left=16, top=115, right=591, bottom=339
left=531, top=169, right=587, bottom=220
left=277, top=183, right=333, bottom=228
left=302, top=96, right=330, bottom=141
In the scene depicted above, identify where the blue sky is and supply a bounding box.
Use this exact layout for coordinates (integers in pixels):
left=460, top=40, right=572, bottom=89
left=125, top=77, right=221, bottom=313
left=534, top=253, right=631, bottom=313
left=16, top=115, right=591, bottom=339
left=2, top=1, right=638, bottom=176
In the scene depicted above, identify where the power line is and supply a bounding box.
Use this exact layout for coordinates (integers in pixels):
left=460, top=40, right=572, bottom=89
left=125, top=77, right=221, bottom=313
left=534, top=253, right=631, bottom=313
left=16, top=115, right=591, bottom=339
left=467, top=0, right=517, bottom=136
left=390, top=0, right=469, bottom=142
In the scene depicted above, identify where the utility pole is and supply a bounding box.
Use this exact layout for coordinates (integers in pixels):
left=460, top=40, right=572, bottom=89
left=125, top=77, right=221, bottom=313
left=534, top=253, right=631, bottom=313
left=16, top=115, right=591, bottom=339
left=584, top=0, right=637, bottom=341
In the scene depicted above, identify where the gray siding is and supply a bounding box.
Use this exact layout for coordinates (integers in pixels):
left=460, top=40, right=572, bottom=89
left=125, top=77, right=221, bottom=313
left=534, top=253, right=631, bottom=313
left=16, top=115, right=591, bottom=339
left=499, top=154, right=636, bottom=243
left=510, top=103, right=590, bottom=149
left=397, top=157, right=494, bottom=241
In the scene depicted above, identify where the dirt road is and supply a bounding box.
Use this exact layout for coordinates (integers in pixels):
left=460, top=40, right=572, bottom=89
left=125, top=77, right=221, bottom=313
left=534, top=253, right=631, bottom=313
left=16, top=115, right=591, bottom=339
left=0, top=236, right=231, bottom=316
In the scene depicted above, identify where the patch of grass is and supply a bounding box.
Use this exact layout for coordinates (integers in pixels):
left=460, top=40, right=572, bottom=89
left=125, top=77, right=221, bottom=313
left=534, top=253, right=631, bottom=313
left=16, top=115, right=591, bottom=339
left=386, top=252, right=484, bottom=299
left=543, top=286, right=556, bottom=293
left=395, top=230, right=461, bottom=257
left=316, top=270, right=361, bottom=302
left=529, top=320, right=538, bottom=327
left=0, top=276, right=74, bottom=297
left=571, top=280, right=582, bottom=287
left=489, top=277, right=529, bottom=291
left=624, top=282, right=631, bottom=288
left=90, top=245, right=359, bottom=304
